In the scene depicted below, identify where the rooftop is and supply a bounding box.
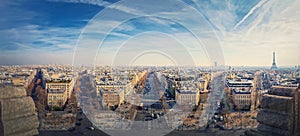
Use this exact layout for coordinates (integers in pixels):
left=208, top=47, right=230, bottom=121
left=177, top=90, right=197, bottom=94
left=232, top=87, right=252, bottom=94
left=46, top=79, right=72, bottom=83
left=227, top=80, right=253, bottom=87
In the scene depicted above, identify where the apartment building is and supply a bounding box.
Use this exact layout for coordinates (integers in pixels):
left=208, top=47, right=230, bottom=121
left=47, top=88, right=67, bottom=108
left=45, top=78, right=74, bottom=99
left=227, top=79, right=253, bottom=109
left=175, top=90, right=200, bottom=106
left=101, top=89, right=124, bottom=108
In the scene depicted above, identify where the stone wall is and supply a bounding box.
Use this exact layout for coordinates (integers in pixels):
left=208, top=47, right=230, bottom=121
left=292, top=86, right=300, bottom=135
left=0, top=101, right=3, bottom=135
left=245, top=86, right=300, bottom=136
left=0, top=86, right=39, bottom=136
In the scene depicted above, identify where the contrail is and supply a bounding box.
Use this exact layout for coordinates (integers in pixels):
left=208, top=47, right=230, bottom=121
left=48, top=0, right=111, bottom=7
left=234, top=0, right=268, bottom=30
left=48, top=0, right=140, bottom=15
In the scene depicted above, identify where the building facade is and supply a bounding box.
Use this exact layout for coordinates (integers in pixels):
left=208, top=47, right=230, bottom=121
left=47, top=88, right=67, bottom=108
left=175, top=90, right=200, bottom=106
left=101, top=89, right=124, bottom=108
left=227, top=79, right=253, bottom=109
left=45, top=79, right=74, bottom=99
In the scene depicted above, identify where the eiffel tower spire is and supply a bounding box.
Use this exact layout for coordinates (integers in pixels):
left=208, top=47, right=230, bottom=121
left=271, top=52, right=278, bottom=70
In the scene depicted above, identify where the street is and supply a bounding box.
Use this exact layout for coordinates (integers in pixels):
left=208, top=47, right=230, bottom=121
left=199, top=72, right=225, bottom=128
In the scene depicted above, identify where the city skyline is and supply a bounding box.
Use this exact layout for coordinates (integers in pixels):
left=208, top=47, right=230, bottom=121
left=0, top=0, right=299, bottom=66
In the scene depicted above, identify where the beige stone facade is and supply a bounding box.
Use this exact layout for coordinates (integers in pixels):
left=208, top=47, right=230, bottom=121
left=46, top=79, right=74, bottom=99
left=101, top=89, right=124, bottom=107
left=175, top=90, right=200, bottom=106
left=47, top=88, right=67, bottom=108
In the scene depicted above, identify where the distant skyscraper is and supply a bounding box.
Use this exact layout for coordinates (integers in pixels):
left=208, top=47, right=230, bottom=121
left=271, top=52, right=278, bottom=70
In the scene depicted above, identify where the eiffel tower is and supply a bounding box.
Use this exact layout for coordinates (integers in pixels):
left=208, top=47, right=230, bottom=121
left=270, top=52, right=278, bottom=70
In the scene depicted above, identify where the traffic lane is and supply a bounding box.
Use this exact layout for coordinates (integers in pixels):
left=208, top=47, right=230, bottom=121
left=39, top=110, right=109, bottom=136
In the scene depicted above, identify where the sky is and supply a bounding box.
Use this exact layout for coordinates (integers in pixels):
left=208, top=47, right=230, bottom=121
left=0, top=0, right=299, bottom=67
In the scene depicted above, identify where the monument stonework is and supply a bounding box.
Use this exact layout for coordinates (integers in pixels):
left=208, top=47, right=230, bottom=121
left=0, top=86, right=39, bottom=136
left=246, top=85, right=300, bottom=136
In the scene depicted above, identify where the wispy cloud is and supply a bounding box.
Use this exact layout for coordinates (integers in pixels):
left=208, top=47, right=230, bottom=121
left=0, top=24, right=79, bottom=53
left=1, top=0, right=299, bottom=66
left=108, top=4, right=142, bottom=15
left=48, top=0, right=111, bottom=7
left=234, top=0, right=268, bottom=30
left=48, top=0, right=144, bottom=16
left=221, top=0, right=300, bottom=66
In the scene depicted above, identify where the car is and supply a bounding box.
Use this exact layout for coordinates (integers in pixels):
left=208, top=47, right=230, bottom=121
left=220, top=116, right=224, bottom=121
left=76, top=123, right=81, bottom=126
left=145, top=117, right=152, bottom=121
left=68, top=127, right=75, bottom=132
left=87, top=126, right=95, bottom=131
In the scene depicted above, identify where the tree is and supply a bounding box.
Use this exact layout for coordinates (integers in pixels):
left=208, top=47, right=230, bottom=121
left=36, top=86, right=47, bottom=112
left=237, top=104, right=242, bottom=128
left=26, top=79, right=35, bottom=96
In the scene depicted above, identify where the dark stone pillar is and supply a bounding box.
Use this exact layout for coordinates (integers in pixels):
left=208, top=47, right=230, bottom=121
left=0, top=101, right=3, bottom=136
left=291, top=85, right=300, bottom=135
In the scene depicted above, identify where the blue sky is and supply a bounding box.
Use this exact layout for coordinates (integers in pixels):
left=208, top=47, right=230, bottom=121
left=0, top=0, right=299, bottom=66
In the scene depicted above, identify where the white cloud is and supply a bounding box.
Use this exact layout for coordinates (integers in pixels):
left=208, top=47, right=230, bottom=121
left=114, top=23, right=135, bottom=32
left=48, top=0, right=111, bottom=7
left=234, top=0, right=268, bottom=30
left=3, top=0, right=299, bottom=66
left=48, top=0, right=145, bottom=16
left=108, top=4, right=142, bottom=15
left=221, top=0, right=300, bottom=66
